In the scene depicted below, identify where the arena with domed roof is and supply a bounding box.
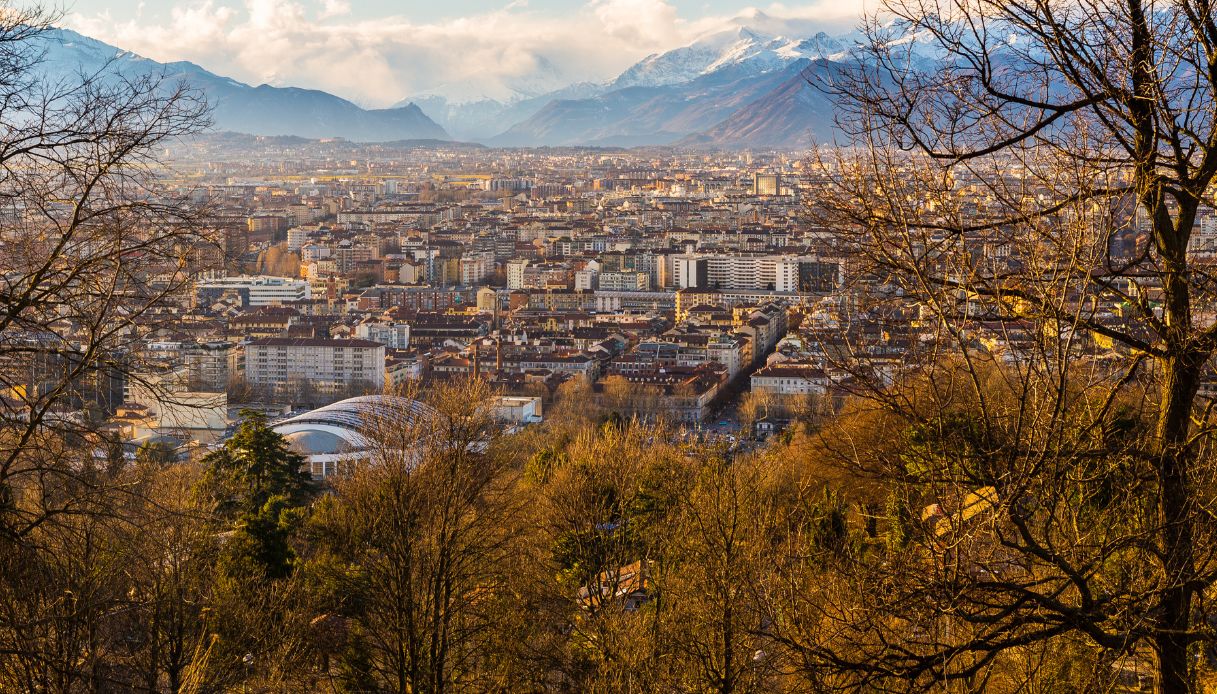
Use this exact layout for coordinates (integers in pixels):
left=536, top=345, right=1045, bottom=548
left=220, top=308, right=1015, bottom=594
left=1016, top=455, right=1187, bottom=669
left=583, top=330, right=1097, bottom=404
left=272, top=395, right=437, bottom=479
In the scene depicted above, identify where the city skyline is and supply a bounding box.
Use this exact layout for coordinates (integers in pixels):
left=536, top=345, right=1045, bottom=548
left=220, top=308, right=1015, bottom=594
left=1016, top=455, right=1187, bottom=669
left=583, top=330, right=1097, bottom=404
left=6, top=0, right=1217, bottom=687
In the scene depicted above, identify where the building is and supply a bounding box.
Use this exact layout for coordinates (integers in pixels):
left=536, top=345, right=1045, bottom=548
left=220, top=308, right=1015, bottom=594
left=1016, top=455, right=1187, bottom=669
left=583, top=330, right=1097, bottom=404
left=506, top=259, right=529, bottom=290
left=577, top=560, right=653, bottom=611
left=245, top=338, right=385, bottom=394
left=460, top=250, right=496, bottom=286
left=335, top=243, right=374, bottom=273
left=273, top=395, right=436, bottom=479
left=247, top=213, right=288, bottom=237
left=182, top=340, right=242, bottom=391
left=597, top=271, right=650, bottom=292
left=122, top=367, right=230, bottom=444
left=750, top=363, right=829, bottom=397
left=753, top=173, right=781, bottom=196
left=493, top=396, right=543, bottom=425
left=196, top=275, right=311, bottom=308
left=674, top=255, right=709, bottom=289
left=675, top=253, right=827, bottom=292
left=477, top=286, right=500, bottom=313
left=286, top=226, right=317, bottom=251
left=355, top=321, right=411, bottom=350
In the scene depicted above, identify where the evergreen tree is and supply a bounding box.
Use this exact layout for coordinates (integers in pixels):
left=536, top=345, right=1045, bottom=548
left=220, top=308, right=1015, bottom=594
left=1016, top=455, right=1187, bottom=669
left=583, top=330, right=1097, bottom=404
left=201, top=410, right=316, bottom=579
left=202, top=409, right=314, bottom=517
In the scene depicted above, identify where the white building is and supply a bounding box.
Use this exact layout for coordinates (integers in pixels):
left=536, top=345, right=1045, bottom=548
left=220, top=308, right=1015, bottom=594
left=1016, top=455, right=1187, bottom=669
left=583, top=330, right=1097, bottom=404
left=673, top=254, right=825, bottom=292
left=460, top=250, right=495, bottom=286
left=750, top=363, right=828, bottom=396
left=598, top=271, right=650, bottom=292
left=195, top=275, right=311, bottom=308
left=245, top=338, right=385, bottom=394
left=355, top=321, right=411, bottom=350
left=493, top=396, right=543, bottom=425
left=506, top=259, right=529, bottom=290
left=286, top=227, right=313, bottom=251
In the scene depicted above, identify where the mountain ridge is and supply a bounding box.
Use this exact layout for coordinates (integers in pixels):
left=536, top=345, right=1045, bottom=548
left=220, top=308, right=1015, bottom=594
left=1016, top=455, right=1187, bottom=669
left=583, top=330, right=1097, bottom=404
left=41, top=28, right=450, bottom=142
left=403, top=19, right=862, bottom=146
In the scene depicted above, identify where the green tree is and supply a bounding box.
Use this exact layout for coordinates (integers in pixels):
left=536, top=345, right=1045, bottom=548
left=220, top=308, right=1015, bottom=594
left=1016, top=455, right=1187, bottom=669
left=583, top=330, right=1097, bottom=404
left=201, top=410, right=315, bottom=580
left=201, top=409, right=313, bottom=516
left=198, top=411, right=319, bottom=689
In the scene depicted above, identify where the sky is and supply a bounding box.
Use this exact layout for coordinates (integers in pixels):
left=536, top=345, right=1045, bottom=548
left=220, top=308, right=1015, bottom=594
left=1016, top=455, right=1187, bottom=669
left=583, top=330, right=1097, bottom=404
left=64, top=0, right=870, bottom=107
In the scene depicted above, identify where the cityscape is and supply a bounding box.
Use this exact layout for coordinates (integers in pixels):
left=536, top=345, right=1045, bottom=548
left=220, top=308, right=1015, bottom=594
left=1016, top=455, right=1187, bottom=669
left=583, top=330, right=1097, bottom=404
left=1, top=0, right=1216, bottom=691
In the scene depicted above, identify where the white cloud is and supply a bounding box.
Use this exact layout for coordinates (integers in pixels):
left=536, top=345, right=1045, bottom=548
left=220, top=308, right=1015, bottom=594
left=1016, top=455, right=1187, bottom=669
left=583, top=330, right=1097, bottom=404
left=318, top=0, right=350, bottom=18
left=68, top=0, right=864, bottom=107
left=590, top=0, right=681, bottom=47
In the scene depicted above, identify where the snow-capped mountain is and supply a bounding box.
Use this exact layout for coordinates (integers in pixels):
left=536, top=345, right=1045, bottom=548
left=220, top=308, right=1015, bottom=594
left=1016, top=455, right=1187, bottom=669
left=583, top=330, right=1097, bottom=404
left=484, top=18, right=865, bottom=147
left=610, top=26, right=854, bottom=90
left=36, top=29, right=450, bottom=142
left=36, top=18, right=945, bottom=149
left=489, top=59, right=814, bottom=147
left=404, top=12, right=865, bottom=144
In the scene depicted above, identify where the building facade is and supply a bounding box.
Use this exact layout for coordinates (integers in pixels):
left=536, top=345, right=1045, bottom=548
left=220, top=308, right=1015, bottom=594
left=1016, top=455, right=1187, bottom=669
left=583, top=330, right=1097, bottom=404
left=245, top=338, right=385, bottom=394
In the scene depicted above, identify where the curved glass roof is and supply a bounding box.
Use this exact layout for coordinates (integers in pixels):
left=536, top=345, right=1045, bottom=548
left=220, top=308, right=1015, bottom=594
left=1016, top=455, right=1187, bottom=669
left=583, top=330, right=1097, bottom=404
left=276, top=395, right=437, bottom=433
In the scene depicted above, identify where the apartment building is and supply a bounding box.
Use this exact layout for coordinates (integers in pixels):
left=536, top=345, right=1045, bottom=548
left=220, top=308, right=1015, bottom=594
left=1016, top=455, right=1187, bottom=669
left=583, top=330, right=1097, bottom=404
left=506, top=259, right=529, bottom=290
left=245, top=338, right=385, bottom=393
left=750, top=363, right=829, bottom=396
left=673, top=253, right=835, bottom=292
left=598, top=271, right=650, bottom=292
left=460, top=250, right=495, bottom=286
left=355, top=321, right=411, bottom=350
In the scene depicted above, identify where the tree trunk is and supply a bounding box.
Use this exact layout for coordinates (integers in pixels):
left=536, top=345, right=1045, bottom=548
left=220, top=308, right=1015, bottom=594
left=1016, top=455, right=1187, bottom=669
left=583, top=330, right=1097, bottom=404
left=1155, top=352, right=1203, bottom=694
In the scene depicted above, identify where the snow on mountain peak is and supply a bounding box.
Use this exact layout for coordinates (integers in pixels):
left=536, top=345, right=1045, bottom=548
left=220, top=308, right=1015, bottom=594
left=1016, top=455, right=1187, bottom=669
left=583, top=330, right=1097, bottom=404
left=609, top=24, right=856, bottom=90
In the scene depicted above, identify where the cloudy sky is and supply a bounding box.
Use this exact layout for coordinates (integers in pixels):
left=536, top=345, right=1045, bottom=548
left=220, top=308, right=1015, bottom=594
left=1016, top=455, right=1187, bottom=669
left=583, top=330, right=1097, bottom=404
left=65, top=0, right=870, bottom=107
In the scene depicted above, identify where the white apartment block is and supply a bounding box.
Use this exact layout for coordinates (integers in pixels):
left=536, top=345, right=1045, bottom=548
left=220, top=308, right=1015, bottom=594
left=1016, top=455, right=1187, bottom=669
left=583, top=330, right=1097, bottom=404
left=286, top=226, right=315, bottom=251
left=195, top=275, right=311, bottom=308
left=507, top=259, right=529, bottom=290
left=460, top=250, right=495, bottom=286
left=355, top=321, right=411, bottom=350
left=598, top=271, right=651, bottom=292
left=245, top=338, right=385, bottom=393
left=674, top=254, right=820, bottom=292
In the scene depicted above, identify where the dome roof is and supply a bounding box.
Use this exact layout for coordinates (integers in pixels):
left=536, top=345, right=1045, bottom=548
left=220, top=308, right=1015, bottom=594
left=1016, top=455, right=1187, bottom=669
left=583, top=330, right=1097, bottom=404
left=272, top=395, right=437, bottom=460
left=276, top=395, right=436, bottom=431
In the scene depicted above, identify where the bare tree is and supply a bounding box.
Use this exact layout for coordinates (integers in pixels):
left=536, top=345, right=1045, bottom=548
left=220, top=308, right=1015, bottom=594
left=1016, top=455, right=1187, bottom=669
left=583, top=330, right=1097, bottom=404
left=0, top=5, right=213, bottom=690
left=660, top=454, right=784, bottom=694
left=786, top=0, right=1217, bottom=689
left=314, top=380, right=522, bottom=693
left=0, top=4, right=211, bottom=539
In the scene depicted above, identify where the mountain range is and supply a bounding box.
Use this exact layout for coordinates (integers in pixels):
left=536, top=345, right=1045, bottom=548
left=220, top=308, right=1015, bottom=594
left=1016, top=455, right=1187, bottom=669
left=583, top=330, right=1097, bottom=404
left=413, top=20, right=862, bottom=146
left=39, top=29, right=449, bottom=142
left=44, top=16, right=875, bottom=148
